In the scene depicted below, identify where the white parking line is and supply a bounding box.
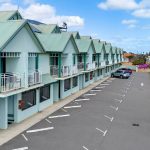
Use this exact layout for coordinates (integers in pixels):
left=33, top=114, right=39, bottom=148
left=100, top=84, right=110, bottom=86
left=45, top=118, right=52, bottom=124
left=61, top=108, right=68, bottom=112
left=104, top=115, right=114, bottom=122
left=49, top=114, right=70, bottom=119
left=95, top=86, right=105, bottom=89
left=82, top=146, right=89, bottom=150
left=64, top=105, right=81, bottom=109
left=84, top=93, right=96, bottom=96
left=110, top=106, right=118, bottom=111
left=21, top=134, right=28, bottom=141
left=91, top=89, right=102, bottom=92
left=114, top=99, right=122, bottom=103
left=12, top=147, right=28, bottom=150
left=96, top=128, right=108, bottom=136
left=75, top=98, right=90, bottom=102
left=26, top=127, right=54, bottom=133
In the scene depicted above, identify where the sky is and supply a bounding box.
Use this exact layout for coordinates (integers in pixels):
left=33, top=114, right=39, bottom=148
left=1, top=0, right=150, bottom=53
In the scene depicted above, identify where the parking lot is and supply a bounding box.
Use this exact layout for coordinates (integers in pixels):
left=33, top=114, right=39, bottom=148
left=1, top=72, right=150, bottom=150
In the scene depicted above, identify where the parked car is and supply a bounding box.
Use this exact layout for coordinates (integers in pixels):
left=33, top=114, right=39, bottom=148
left=117, top=68, right=132, bottom=74
left=111, top=70, right=131, bottom=79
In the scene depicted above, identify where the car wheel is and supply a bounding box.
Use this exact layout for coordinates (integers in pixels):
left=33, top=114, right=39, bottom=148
left=120, top=75, right=123, bottom=79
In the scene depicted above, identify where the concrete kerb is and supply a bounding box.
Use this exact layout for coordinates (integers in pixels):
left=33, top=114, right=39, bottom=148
left=0, top=76, right=110, bottom=146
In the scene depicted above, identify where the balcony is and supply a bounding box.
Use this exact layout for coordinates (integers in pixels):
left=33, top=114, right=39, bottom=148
left=71, top=66, right=78, bottom=75
left=86, top=62, right=96, bottom=71
left=50, top=65, right=78, bottom=78
left=0, top=73, right=24, bottom=93
left=50, top=65, right=58, bottom=77
left=28, top=70, right=42, bottom=86
left=100, top=61, right=106, bottom=67
left=61, top=66, right=70, bottom=77
left=77, top=62, right=84, bottom=70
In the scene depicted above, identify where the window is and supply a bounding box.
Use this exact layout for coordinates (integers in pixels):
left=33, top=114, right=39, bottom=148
left=90, top=72, right=93, bottom=80
left=22, top=90, right=36, bottom=110
left=64, top=79, right=71, bottom=91
left=98, top=69, right=102, bottom=76
left=78, top=55, right=82, bottom=62
left=72, top=76, right=78, bottom=88
left=92, top=54, right=96, bottom=62
left=40, top=85, right=50, bottom=103
left=85, top=73, right=89, bottom=82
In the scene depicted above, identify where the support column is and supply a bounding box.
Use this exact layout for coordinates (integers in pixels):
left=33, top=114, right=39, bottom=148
left=83, top=54, right=86, bottom=71
left=35, top=54, right=39, bottom=70
left=58, top=53, right=61, bottom=78
left=98, top=54, right=100, bottom=68
left=0, top=98, right=8, bottom=129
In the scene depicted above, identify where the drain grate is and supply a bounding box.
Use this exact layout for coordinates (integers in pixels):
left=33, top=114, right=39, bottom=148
left=132, top=123, right=140, bottom=127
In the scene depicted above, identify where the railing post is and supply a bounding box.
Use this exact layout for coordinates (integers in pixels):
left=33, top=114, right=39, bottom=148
left=58, top=53, right=61, bottom=78
left=83, top=53, right=86, bottom=71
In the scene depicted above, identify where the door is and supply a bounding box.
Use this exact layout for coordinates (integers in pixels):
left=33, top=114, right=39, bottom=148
left=8, top=96, right=14, bottom=124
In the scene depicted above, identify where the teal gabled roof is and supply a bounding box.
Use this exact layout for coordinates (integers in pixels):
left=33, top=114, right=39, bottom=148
left=36, top=32, right=78, bottom=53
left=31, top=24, right=61, bottom=33
left=68, top=31, right=80, bottom=39
left=0, top=20, right=44, bottom=52
left=0, top=10, right=22, bottom=21
left=81, top=36, right=92, bottom=40
left=105, top=43, right=112, bottom=54
left=75, top=39, right=94, bottom=53
left=93, top=40, right=104, bottom=53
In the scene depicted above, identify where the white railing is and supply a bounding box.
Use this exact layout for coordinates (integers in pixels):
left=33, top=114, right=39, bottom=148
left=100, top=61, right=106, bottom=67
left=50, top=65, right=59, bottom=77
left=28, top=70, right=42, bottom=86
left=114, top=60, right=117, bottom=64
left=77, top=62, right=84, bottom=70
left=109, top=60, right=113, bottom=65
left=0, top=72, right=24, bottom=92
left=61, top=66, right=70, bottom=77
left=71, top=65, right=78, bottom=75
left=86, top=62, right=96, bottom=71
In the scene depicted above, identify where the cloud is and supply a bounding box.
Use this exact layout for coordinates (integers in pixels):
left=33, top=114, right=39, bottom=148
left=0, top=2, right=17, bottom=10
left=23, top=0, right=35, bottom=5
left=132, top=9, right=150, bottom=18
left=122, top=19, right=137, bottom=28
left=122, top=19, right=137, bottom=25
left=108, top=35, right=150, bottom=52
left=0, top=1, right=84, bottom=27
left=98, top=0, right=139, bottom=10
left=142, top=25, right=150, bottom=29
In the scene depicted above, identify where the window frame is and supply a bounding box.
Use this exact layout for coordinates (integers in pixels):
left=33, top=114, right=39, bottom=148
left=40, top=84, right=50, bottom=103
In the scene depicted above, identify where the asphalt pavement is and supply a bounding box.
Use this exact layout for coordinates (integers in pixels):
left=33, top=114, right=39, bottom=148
left=1, top=72, right=150, bottom=150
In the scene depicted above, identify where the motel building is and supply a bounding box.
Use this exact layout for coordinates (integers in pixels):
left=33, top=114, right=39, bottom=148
left=0, top=10, right=123, bottom=129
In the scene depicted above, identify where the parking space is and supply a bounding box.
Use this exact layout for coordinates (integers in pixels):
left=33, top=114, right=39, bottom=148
left=1, top=73, right=150, bottom=150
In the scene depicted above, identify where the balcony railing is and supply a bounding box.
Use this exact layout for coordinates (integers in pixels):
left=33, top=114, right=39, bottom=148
left=0, top=73, right=24, bottom=93
left=28, top=70, right=42, bottom=86
left=86, top=62, right=96, bottom=71
left=71, top=65, right=78, bottom=75
left=50, top=65, right=59, bottom=76
left=77, top=62, right=84, bottom=70
left=100, top=61, right=106, bottom=67
left=61, top=66, right=70, bottom=77
left=50, top=65, right=78, bottom=78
